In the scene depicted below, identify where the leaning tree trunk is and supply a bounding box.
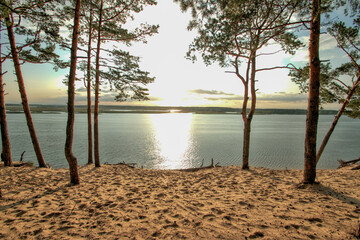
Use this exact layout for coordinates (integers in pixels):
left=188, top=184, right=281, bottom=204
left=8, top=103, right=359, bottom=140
left=0, top=28, right=13, bottom=167
left=6, top=14, right=47, bottom=168
left=316, top=75, right=360, bottom=164
left=94, top=0, right=104, bottom=168
left=86, top=5, right=93, bottom=165
left=65, top=0, right=82, bottom=185
left=304, top=0, right=321, bottom=184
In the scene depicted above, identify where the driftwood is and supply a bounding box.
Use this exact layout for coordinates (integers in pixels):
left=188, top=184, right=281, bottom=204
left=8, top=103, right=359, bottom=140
left=20, top=151, right=26, bottom=162
left=14, top=161, right=32, bottom=167
left=178, top=158, right=220, bottom=172
left=337, top=157, right=360, bottom=169
left=104, top=159, right=221, bottom=171
left=351, top=164, right=360, bottom=170
left=104, top=161, right=137, bottom=168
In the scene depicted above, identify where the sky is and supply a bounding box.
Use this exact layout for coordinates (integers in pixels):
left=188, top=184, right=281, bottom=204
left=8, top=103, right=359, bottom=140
left=2, top=1, right=349, bottom=109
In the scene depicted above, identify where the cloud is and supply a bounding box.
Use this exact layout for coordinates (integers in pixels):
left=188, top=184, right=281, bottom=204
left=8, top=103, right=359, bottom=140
left=188, top=89, right=236, bottom=96
left=76, top=87, right=87, bottom=93
left=257, top=92, right=307, bottom=102
left=202, top=92, right=307, bottom=104
left=187, top=88, right=243, bottom=102
left=287, top=47, right=308, bottom=63
left=320, top=34, right=337, bottom=51
left=205, top=95, right=243, bottom=101
left=187, top=89, right=308, bottom=107
left=148, top=96, right=163, bottom=101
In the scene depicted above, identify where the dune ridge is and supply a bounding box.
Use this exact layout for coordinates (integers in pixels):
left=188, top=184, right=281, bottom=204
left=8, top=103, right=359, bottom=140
left=1, top=164, right=359, bottom=239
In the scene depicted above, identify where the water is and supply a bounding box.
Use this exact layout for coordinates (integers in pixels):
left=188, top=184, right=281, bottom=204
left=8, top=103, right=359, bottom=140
left=2, top=113, right=360, bottom=169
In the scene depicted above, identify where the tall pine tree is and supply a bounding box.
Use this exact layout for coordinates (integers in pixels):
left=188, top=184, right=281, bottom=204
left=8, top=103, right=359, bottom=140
left=65, top=0, right=82, bottom=185
left=1, top=0, right=62, bottom=167
left=90, top=0, right=158, bottom=167
left=174, top=0, right=303, bottom=169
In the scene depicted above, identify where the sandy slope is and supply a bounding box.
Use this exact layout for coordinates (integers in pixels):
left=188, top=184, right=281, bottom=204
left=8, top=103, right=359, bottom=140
left=0, top=164, right=359, bottom=239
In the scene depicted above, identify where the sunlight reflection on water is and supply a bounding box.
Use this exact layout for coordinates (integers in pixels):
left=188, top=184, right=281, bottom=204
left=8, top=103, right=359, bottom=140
left=148, top=113, right=194, bottom=169
left=5, top=113, right=359, bottom=169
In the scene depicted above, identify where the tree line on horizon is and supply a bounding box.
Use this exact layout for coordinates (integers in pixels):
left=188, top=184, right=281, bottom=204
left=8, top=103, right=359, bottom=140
left=0, top=0, right=359, bottom=185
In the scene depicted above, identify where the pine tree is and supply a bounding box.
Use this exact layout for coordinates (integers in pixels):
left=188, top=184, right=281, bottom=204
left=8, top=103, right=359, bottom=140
left=1, top=0, right=62, bottom=168
left=91, top=0, right=158, bottom=167
left=174, top=0, right=303, bottom=169
left=65, top=0, right=82, bottom=185
left=290, top=12, right=360, bottom=168
left=0, top=21, right=12, bottom=167
left=303, top=0, right=321, bottom=184
left=85, top=0, right=94, bottom=165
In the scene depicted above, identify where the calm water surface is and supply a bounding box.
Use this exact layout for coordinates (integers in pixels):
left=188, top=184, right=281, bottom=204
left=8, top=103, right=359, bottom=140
left=3, top=113, right=360, bottom=169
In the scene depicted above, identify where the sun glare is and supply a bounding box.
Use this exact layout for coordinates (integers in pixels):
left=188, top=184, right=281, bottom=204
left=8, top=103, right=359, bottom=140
left=148, top=113, right=194, bottom=169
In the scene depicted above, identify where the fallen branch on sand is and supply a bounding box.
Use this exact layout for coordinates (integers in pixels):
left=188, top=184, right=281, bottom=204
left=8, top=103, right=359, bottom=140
left=351, top=164, right=360, bottom=170
left=8, top=161, right=33, bottom=167
left=337, top=157, right=360, bottom=169
left=0, top=161, right=33, bottom=168
left=104, top=161, right=137, bottom=168
left=178, top=158, right=220, bottom=172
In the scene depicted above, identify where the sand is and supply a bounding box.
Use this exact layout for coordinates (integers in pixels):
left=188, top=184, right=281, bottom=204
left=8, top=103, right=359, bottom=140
left=0, top=164, right=359, bottom=239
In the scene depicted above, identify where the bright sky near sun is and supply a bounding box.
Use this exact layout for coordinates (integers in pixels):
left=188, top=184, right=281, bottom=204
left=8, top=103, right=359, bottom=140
left=2, top=0, right=347, bottom=109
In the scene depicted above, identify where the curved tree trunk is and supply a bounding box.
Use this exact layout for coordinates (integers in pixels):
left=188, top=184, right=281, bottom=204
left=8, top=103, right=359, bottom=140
left=316, top=76, right=360, bottom=164
left=0, top=28, right=13, bottom=167
left=94, top=0, right=104, bottom=168
left=65, top=0, right=82, bottom=185
left=304, top=0, right=321, bottom=184
left=86, top=4, right=93, bottom=165
left=6, top=14, right=46, bottom=168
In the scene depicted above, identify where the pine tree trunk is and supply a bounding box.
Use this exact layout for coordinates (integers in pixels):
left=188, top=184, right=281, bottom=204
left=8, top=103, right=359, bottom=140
left=65, top=0, right=82, bottom=185
left=316, top=76, right=360, bottom=164
left=94, top=0, right=103, bottom=168
left=242, top=119, right=251, bottom=169
left=242, top=54, right=256, bottom=169
left=241, top=77, right=249, bottom=169
left=6, top=15, right=47, bottom=168
left=304, top=0, right=321, bottom=184
left=0, top=28, right=13, bottom=167
left=86, top=5, right=93, bottom=165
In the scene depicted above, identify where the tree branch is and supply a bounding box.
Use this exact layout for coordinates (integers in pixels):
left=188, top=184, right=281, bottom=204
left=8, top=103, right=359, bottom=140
left=255, top=63, right=296, bottom=72
left=102, top=0, right=136, bottom=22
left=256, top=50, right=282, bottom=57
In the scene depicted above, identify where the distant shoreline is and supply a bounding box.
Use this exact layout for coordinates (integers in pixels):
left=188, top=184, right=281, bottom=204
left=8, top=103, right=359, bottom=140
left=5, top=104, right=338, bottom=115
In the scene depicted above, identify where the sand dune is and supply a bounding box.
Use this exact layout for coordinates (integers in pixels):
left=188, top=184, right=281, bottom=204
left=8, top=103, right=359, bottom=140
left=1, top=164, right=359, bottom=239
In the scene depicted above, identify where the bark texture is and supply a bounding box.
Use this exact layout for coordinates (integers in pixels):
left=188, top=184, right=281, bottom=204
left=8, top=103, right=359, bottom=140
left=241, top=54, right=256, bottom=169
left=86, top=5, right=93, bottom=165
left=94, top=0, right=104, bottom=168
left=304, top=0, right=321, bottom=184
left=6, top=14, right=46, bottom=168
left=0, top=28, right=13, bottom=167
left=65, top=0, right=82, bottom=185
